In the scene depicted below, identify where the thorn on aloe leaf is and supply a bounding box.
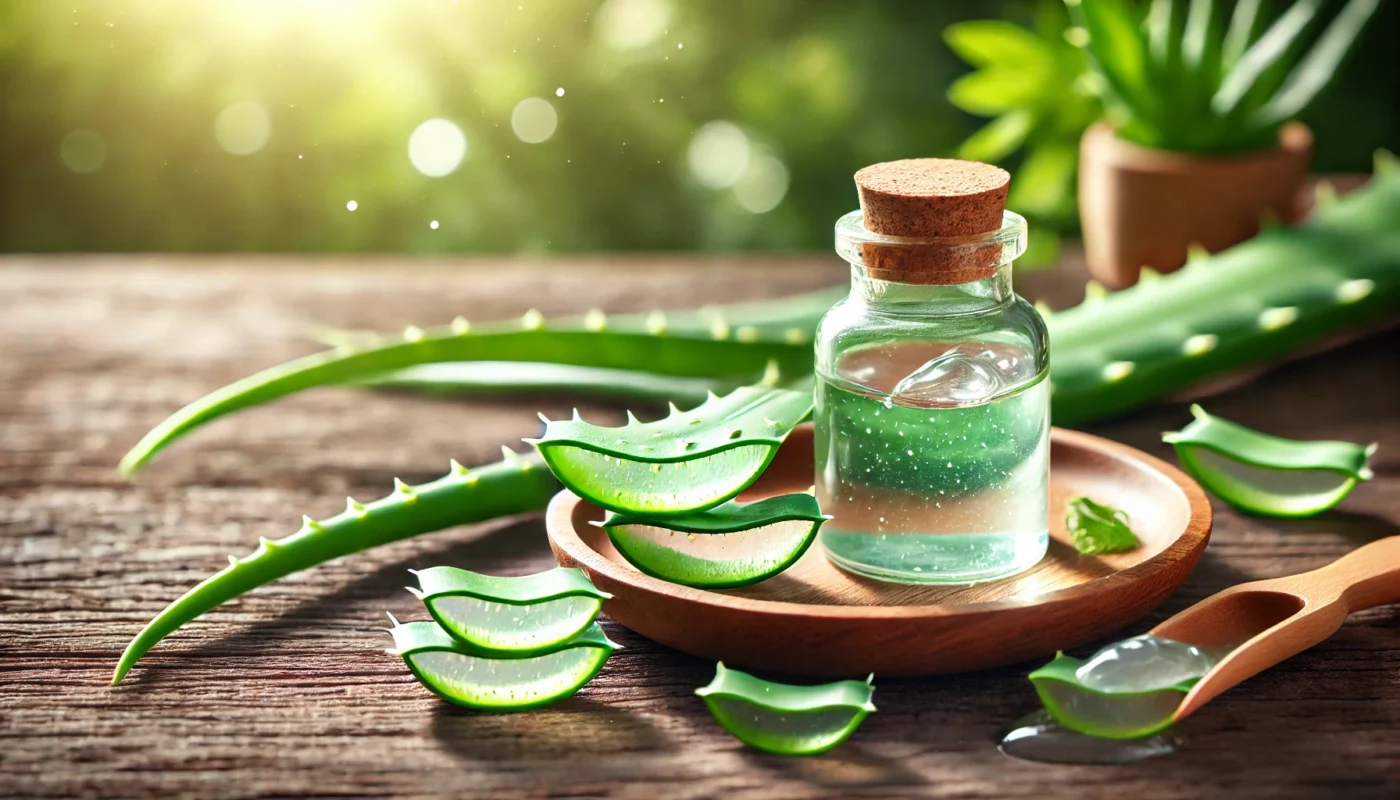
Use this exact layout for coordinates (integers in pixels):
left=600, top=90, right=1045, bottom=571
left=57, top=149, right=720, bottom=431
left=1138, top=267, right=1161, bottom=284
left=1377, top=149, right=1398, bottom=175
left=1314, top=180, right=1338, bottom=208
left=1259, top=307, right=1299, bottom=331
left=1102, top=361, right=1135, bottom=382
left=1183, top=334, right=1218, bottom=357
left=521, top=309, right=545, bottom=330
left=449, top=316, right=471, bottom=335
left=710, top=318, right=730, bottom=340
left=301, top=515, right=324, bottom=532
left=1185, top=243, right=1209, bottom=265
left=1336, top=279, right=1375, bottom=304
left=736, top=326, right=758, bottom=343
left=783, top=328, right=808, bottom=345
left=394, top=478, right=415, bottom=497
left=1033, top=300, right=1053, bottom=318
left=761, top=360, right=781, bottom=387
left=626, top=410, right=641, bottom=426
left=346, top=497, right=367, bottom=517
left=584, top=309, right=607, bottom=332
left=1083, top=280, right=1107, bottom=302
left=403, top=325, right=426, bottom=342
left=645, top=310, right=667, bottom=335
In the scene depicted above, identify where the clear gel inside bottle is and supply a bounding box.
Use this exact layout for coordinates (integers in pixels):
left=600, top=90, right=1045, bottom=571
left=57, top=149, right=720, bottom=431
left=815, top=209, right=1050, bottom=584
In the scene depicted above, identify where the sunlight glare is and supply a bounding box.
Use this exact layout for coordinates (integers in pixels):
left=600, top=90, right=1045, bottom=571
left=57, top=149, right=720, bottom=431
left=511, top=98, right=558, bottom=144
left=214, top=101, right=271, bottom=155
left=687, top=121, right=750, bottom=189
left=408, top=119, right=467, bottom=178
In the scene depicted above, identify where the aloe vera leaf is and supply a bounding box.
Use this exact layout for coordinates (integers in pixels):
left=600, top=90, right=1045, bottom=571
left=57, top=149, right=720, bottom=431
left=118, top=324, right=810, bottom=475
left=388, top=619, right=617, bottom=712
left=527, top=386, right=814, bottom=515
left=1030, top=652, right=1196, bottom=740
left=696, top=663, right=876, bottom=756
left=600, top=493, right=828, bottom=589
left=354, top=362, right=731, bottom=406
left=1212, top=0, right=1324, bottom=118
left=1250, top=0, right=1382, bottom=130
left=1066, top=497, right=1140, bottom=555
left=410, top=566, right=610, bottom=655
left=110, top=451, right=559, bottom=685
left=1047, top=161, right=1400, bottom=426
left=1220, top=0, right=1265, bottom=72
left=1162, top=404, right=1377, bottom=517
left=1068, top=0, right=1156, bottom=124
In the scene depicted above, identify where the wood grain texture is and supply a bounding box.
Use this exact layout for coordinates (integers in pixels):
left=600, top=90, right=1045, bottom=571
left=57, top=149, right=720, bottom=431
left=2, top=254, right=1398, bottom=800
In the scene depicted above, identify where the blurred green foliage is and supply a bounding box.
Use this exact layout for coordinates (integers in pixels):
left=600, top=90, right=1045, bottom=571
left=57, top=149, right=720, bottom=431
left=1, top=0, right=1396, bottom=255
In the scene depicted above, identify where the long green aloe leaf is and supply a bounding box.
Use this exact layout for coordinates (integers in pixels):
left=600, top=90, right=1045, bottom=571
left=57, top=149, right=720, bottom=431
left=119, top=325, right=810, bottom=475
left=696, top=663, right=876, bottom=755
left=1250, top=0, right=1382, bottom=129
left=388, top=618, right=617, bottom=711
left=600, top=493, right=828, bottom=588
left=354, top=362, right=732, bottom=406
left=410, top=565, right=609, bottom=654
left=1212, top=0, right=1324, bottom=118
left=528, top=386, right=814, bottom=515
left=111, top=450, right=559, bottom=684
left=1163, top=404, right=1376, bottom=517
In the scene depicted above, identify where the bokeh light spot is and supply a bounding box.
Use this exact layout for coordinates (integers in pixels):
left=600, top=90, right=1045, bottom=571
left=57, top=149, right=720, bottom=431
left=511, top=98, right=558, bottom=144
left=597, top=0, right=670, bottom=50
left=59, top=130, right=107, bottom=174
left=346, top=200, right=358, bottom=211
left=687, top=121, right=750, bottom=189
left=733, top=154, right=790, bottom=214
left=408, top=118, right=467, bottom=178
left=214, top=101, right=271, bottom=156
left=556, top=87, right=566, bottom=97
left=430, top=220, right=439, bottom=229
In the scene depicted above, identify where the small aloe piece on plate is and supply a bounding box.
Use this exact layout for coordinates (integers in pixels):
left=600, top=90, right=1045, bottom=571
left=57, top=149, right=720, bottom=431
left=696, top=662, right=876, bottom=756
left=1163, top=404, right=1377, bottom=517
left=386, top=617, right=618, bottom=712
left=600, top=493, right=828, bottom=589
left=1065, top=497, right=1139, bottom=555
left=410, top=566, right=610, bottom=655
left=528, top=385, right=814, bottom=515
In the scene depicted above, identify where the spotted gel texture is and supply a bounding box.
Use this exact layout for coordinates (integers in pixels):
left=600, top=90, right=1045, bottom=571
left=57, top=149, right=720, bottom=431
left=431, top=595, right=602, bottom=652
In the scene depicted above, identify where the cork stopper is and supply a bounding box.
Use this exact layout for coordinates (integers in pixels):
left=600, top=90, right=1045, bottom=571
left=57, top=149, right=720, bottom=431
left=852, top=158, right=1011, bottom=284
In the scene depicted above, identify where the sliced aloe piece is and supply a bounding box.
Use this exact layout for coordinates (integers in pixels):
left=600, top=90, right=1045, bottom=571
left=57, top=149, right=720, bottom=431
left=527, top=386, right=813, bottom=515
left=600, top=493, right=828, bottom=589
left=1163, top=404, right=1377, bottom=517
left=696, top=662, right=876, bottom=756
left=386, top=617, right=617, bottom=712
left=1030, top=634, right=1215, bottom=740
left=410, top=566, right=611, bottom=655
left=1065, top=497, right=1139, bottom=555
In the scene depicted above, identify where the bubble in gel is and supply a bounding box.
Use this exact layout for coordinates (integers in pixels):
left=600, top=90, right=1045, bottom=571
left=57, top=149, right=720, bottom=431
left=1075, top=635, right=1215, bottom=693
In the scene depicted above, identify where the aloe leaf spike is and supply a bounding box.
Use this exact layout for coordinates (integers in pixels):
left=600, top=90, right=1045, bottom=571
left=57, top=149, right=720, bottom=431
left=696, top=662, right=876, bottom=756
left=1163, top=404, right=1376, bottom=517
left=388, top=619, right=617, bottom=712
left=600, top=493, right=829, bottom=589
left=111, top=451, right=559, bottom=684
left=411, top=566, right=610, bottom=655
left=528, top=385, right=814, bottom=515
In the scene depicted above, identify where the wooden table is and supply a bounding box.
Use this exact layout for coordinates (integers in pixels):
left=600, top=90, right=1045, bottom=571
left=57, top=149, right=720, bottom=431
left=2, top=255, right=1397, bottom=799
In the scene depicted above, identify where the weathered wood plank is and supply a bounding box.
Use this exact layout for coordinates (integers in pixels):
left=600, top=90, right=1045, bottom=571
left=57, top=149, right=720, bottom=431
left=2, top=255, right=1397, bottom=799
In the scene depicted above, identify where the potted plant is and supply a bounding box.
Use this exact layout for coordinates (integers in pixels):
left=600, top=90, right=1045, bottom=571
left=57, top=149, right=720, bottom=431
left=1069, top=0, right=1381, bottom=287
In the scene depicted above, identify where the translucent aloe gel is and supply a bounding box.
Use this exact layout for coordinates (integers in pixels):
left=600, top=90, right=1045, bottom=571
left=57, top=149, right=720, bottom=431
left=815, top=159, right=1050, bottom=583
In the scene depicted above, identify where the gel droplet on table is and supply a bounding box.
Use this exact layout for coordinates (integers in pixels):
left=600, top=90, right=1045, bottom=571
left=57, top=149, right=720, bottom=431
left=1075, top=635, right=1215, bottom=693
left=998, top=710, right=1182, bottom=765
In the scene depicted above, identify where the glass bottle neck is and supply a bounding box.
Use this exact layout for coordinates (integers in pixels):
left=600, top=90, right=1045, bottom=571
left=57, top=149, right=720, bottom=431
left=849, top=263, right=1013, bottom=315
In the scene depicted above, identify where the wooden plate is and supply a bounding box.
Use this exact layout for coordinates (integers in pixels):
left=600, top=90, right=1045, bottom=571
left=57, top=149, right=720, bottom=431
left=547, top=424, right=1212, bottom=678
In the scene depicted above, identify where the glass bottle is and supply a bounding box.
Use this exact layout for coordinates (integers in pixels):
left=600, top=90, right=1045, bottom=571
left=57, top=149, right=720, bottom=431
left=814, top=207, right=1050, bottom=584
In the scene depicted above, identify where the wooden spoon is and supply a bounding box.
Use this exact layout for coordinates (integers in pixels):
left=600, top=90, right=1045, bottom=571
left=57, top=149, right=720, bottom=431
left=1155, top=535, right=1400, bottom=722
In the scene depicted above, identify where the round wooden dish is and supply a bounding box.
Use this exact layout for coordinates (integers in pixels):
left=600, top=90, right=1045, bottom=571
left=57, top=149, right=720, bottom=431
left=547, top=424, right=1212, bottom=678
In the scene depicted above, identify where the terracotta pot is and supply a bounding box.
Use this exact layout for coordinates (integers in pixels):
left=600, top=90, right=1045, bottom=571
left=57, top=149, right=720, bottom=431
left=1078, top=121, right=1313, bottom=288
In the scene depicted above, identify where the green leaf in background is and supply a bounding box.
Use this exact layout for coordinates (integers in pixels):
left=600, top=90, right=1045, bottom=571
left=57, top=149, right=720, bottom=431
left=1068, top=0, right=1154, bottom=122
left=957, top=109, right=1035, bottom=162
left=1251, top=0, right=1383, bottom=129
left=948, top=69, right=1048, bottom=116
left=944, top=19, right=1054, bottom=69
left=1007, top=142, right=1078, bottom=221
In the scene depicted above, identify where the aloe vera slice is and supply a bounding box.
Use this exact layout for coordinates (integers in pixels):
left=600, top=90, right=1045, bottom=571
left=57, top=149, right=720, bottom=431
left=600, top=493, right=828, bottom=589
left=527, top=386, right=813, bottom=515
left=386, top=618, right=617, bottom=712
left=410, top=566, right=610, bottom=654
left=1029, top=654, right=1194, bottom=740
left=1163, top=404, right=1377, bottom=517
left=1066, top=497, right=1139, bottom=555
left=695, top=663, right=876, bottom=756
